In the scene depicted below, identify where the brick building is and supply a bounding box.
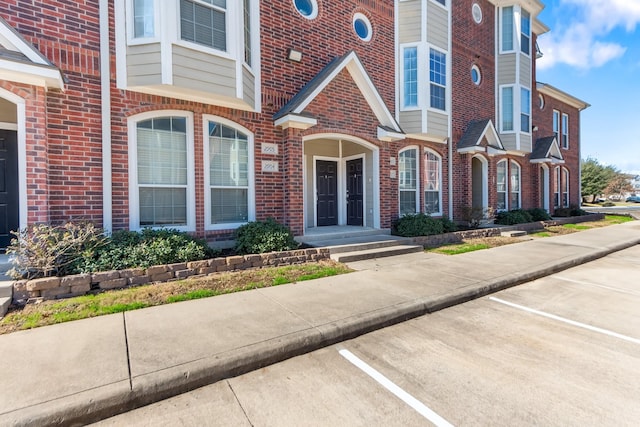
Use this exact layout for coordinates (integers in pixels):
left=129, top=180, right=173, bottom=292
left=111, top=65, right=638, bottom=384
left=0, top=0, right=588, bottom=249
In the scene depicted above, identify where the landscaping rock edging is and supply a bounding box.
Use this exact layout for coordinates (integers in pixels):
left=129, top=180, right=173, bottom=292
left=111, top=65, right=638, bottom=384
left=11, top=248, right=330, bottom=305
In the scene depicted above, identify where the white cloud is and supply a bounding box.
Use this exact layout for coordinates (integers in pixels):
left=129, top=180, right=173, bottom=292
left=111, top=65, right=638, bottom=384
left=537, top=0, right=640, bottom=70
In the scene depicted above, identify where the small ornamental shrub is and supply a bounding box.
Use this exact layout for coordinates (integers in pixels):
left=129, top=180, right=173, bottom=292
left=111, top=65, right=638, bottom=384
left=459, top=206, right=495, bottom=229
left=527, top=208, right=552, bottom=222
left=392, top=213, right=444, bottom=237
left=553, top=205, right=589, bottom=217
left=494, top=209, right=533, bottom=225
left=7, top=222, right=107, bottom=279
left=439, top=216, right=458, bottom=233
left=234, top=218, right=299, bottom=255
left=76, top=228, right=218, bottom=273
left=602, top=201, right=615, bottom=207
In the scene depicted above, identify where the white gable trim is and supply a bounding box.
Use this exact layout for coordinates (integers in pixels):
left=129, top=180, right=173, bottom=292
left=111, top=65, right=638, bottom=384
left=288, top=51, right=401, bottom=133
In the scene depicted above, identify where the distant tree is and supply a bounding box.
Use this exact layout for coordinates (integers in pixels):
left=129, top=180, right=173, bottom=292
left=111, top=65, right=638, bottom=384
left=581, top=158, right=616, bottom=202
left=605, top=173, right=634, bottom=199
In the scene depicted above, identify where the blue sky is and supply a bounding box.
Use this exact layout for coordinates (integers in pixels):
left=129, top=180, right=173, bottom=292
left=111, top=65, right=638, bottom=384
left=536, top=0, right=640, bottom=175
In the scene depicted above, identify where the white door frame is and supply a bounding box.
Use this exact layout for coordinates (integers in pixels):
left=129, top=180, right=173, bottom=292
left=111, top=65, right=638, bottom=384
left=540, top=164, right=550, bottom=211
left=312, top=155, right=340, bottom=228
left=472, top=155, right=489, bottom=211
left=342, top=153, right=366, bottom=226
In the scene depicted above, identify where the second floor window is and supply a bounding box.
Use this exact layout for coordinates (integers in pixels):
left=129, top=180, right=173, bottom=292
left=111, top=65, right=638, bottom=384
left=133, top=0, right=155, bottom=38
left=562, top=113, right=569, bottom=149
left=553, top=110, right=560, bottom=141
left=502, top=7, right=514, bottom=52
left=180, top=0, right=227, bottom=52
left=244, top=0, right=251, bottom=65
left=403, top=47, right=418, bottom=108
left=501, top=86, right=514, bottom=132
left=521, top=10, right=531, bottom=55
left=429, top=49, right=446, bottom=111
left=521, top=88, right=530, bottom=132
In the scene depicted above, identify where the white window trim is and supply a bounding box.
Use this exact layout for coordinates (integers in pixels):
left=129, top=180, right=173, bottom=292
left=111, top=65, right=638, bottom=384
left=554, top=166, right=561, bottom=208
left=398, top=146, right=420, bottom=215
left=471, top=64, right=482, bottom=85
left=562, top=113, right=569, bottom=149
left=499, top=84, right=515, bottom=133
left=519, top=8, right=531, bottom=58
left=562, top=167, right=570, bottom=208
left=553, top=109, right=560, bottom=141
left=510, top=160, right=521, bottom=209
left=128, top=110, right=196, bottom=232
left=427, top=45, right=449, bottom=114
left=429, top=0, right=448, bottom=10
left=126, top=0, right=161, bottom=45
left=521, top=86, right=531, bottom=134
left=399, top=43, right=421, bottom=111
left=423, top=148, right=443, bottom=216
left=353, top=12, right=372, bottom=42
left=499, top=6, right=515, bottom=54
left=203, top=115, right=255, bottom=231
left=496, top=159, right=508, bottom=211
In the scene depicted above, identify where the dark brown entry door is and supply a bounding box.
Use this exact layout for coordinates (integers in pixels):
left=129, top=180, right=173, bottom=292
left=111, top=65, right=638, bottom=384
left=346, top=158, right=363, bottom=226
left=316, top=160, right=338, bottom=226
left=0, top=130, right=19, bottom=250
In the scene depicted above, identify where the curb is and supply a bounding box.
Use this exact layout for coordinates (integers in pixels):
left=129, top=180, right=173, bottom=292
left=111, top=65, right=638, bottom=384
left=5, top=236, right=640, bottom=426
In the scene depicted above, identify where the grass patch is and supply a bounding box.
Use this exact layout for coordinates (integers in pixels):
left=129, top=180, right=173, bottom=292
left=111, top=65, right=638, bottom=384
left=563, top=224, right=591, bottom=230
left=604, top=214, right=633, bottom=224
left=530, top=231, right=552, bottom=238
left=0, top=260, right=351, bottom=334
left=431, top=243, right=490, bottom=255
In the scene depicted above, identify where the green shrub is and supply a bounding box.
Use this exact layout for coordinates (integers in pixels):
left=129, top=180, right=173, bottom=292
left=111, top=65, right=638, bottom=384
left=7, top=222, right=107, bottom=279
left=392, top=213, right=444, bottom=237
left=494, top=209, right=533, bottom=225
left=439, top=216, right=458, bottom=233
left=459, top=206, right=495, bottom=228
left=234, top=218, right=298, bottom=255
left=602, top=201, right=615, bottom=207
left=527, top=208, right=552, bottom=222
left=553, top=205, right=589, bottom=217
left=75, top=228, right=218, bottom=273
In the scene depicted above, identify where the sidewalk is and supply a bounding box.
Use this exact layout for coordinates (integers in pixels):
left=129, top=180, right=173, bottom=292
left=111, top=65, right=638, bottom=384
left=1, top=221, right=639, bottom=426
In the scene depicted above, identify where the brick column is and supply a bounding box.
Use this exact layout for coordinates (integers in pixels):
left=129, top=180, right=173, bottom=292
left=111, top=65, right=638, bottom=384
left=282, top=127, right=304, bottom=236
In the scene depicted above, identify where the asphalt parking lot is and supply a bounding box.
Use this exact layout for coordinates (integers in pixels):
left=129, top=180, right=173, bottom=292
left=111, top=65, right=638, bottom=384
left=95, top=245, right=640, bottom=426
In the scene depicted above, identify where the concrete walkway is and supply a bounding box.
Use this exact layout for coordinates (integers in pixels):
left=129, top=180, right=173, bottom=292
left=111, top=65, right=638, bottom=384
left=1, top=221, right=639, bottom=426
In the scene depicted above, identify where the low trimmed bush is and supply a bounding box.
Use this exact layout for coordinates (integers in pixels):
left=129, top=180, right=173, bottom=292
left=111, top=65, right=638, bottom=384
left=527, top=208, right=552, bottom=222
left=392, top=213, right=444, bottom=237
left=234, top=218, right=299, bottom=255
left=494, top=209, right=533, bottom=225
left=440, top=216, right=458, bottom=233
left=553, top=205, right=589, bottom=217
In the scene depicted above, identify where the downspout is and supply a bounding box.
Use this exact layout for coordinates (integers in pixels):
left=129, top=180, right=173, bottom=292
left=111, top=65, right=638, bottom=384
left=447, top=5, right=453, bottom=219
left=100, top=0, right=112, bottom=232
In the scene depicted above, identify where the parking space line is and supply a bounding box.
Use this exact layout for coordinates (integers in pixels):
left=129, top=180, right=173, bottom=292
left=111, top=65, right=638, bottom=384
left=489, top=297, right=640, bottom=345
left=338, top=349, right=454, bottom=427
left=554, top=276, right=640, bottom=296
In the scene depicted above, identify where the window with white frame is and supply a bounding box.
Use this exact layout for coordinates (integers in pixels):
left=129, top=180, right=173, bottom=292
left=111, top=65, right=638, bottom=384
left=243, top=0, right=251, bottom=65
left=399, top=148, right=418, bottom=215
left=521, top=9, right=530, bottom=55
left=433, top=0, right=446, bottom=6
left=424, top=150, right=441, bottom=214
left=501, top=86, right=514, bottom=132
left=207, top=120, right=253, bottom=226
left=521, top=88, right=530, bottom=132
left=133, top=0, right=155, bottom=38
left=497, top=160, right=507, bottom=210
left=510, top=161, right=521, bottom=209
left=429, top=48, right=446, bottom=111
left=402, top=47, right=418, bottom=109
left=561, top=113, right=569, bottom=149
left=134, top=115, right=190, bottom=228
left=562, top=167, right=569, bottom=207
left=554, top=166, right=561, bottom=208
left=501, top=6, right=514, bottom=52
left=180, top=0, right=227, bottom=52
left=553, top=110, right=560, bottom=141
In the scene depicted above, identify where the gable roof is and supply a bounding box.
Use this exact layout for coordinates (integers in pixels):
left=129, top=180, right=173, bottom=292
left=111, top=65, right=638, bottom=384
left=457, top=119, right=506, bottom=155
left=537, top=82, right=589, bottom=111
left=530, top=136, right=565, bottom=164
left=274, top=50, right=403, bottom=138
left=0, top=16, right=64, bottom=90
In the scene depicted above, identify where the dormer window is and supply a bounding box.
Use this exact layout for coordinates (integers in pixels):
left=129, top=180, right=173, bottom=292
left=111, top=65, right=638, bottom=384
left=180, top=0, right=227, bottom=52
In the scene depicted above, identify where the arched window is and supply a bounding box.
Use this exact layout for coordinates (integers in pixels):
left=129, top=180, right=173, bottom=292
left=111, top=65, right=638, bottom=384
left=510, top=160, right=521, bottom=209
left=554, top=166, right=561, bottom=208
left=128, top=111, right=195, bottom=230
left=496, top=160, right=507, bottom=210
left=424, top=149, right=442, bottom=215
left=399, top=148, right=418, bottom=215
left=204, top=116, right=255, bottom=229
left=562, top=167, right=570, bottom=208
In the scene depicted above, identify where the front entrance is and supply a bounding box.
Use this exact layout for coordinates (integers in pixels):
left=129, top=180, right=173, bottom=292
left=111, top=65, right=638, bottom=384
left=471, top=156, right=488, bottom=211
left=0, top=130, right=19, bottom=250
left=316, top=160, right=338, bottom=226
left=346, top=158, right=363, bottom=226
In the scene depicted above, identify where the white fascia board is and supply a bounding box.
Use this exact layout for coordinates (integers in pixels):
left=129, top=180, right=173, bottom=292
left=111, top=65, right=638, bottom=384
left=0, top=60, right=64, bottom=90
left=406, top=133, right=448, bottom=144
left=487, top=147, right=507, bottom=156
left=505, top=150, right=527, bottom=157
left=377, top=126, right=405, bottom=142
left=274, top=114, right=318, bottom=130
left=458, top=146, right=486, bottom=154
left=483, top=121, right=506, bottom=149
left=0, top=20, right=49, bottom=64
left=537, top=82, right=590, bottom=111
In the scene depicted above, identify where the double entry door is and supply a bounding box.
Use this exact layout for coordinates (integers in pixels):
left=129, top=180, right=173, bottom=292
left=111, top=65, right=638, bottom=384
left=316, top=158, right=363, bottom=227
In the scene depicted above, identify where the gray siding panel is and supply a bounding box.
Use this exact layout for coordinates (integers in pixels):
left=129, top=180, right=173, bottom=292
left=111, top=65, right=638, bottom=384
left=127, top=43, right=162, bottom=86
left=520, top=133, right=532, bottom=153
left=500, top=133, right=517, bottom=151
left=427, top=2, right=449, bottom=51
left=172, top=45, right=236, bottom=98
left=520, top=54, right=532, bottom=87
left=427, top=111, right=448, bottom=137
left=497, top=54, right=517, bottom=86
left=399, top=0, right=422, bottom=44
left=242, top=67, right=255, bottom=108
left=400, top=110, right=423, bottom=134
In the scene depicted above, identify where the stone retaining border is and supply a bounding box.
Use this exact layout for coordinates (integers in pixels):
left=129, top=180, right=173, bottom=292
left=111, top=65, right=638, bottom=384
left=12, top=248, right=330, bottom=305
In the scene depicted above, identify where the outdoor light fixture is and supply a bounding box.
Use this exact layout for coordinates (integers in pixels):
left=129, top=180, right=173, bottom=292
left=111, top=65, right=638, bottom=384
left=532, top=125, right=539, bottom=131
left=287, top=48, right=302, bottom=62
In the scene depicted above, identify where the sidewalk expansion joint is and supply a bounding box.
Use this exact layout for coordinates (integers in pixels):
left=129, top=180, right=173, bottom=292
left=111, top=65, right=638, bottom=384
left=123, top=313, right=133, bottom=391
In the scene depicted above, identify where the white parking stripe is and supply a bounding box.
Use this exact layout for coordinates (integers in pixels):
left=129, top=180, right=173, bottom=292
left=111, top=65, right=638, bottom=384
left=339, top=349, right=454, bottom=427
left=489, top=297, right=640, bottom=345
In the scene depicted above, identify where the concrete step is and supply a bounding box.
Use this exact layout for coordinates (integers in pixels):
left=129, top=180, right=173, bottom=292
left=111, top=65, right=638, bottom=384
left=0, top=280, right=12, bottom=299
left=501, top=230, right=528, bottom=237
left=297, top=228, right=389, bottom=244
left=331, top=244, right=424, bottom=263
left=324, top=236, right=413, bottom=254
left=0, top=297, right=10, bottom=319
